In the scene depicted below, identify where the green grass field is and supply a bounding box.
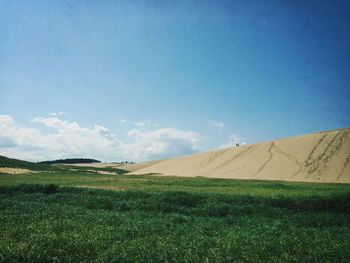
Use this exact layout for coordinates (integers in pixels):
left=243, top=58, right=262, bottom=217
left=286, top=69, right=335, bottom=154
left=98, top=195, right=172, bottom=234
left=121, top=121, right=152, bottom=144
left=1, top=166, right=350, bottom=262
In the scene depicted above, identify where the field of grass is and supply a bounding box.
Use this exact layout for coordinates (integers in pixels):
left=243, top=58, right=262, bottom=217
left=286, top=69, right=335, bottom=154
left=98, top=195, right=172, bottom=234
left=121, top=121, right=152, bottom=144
left=0, top=155, right=128, bottom=175
left=54, top=164, right=128, bottom=175
left=0, top=169, right=350, bottom=262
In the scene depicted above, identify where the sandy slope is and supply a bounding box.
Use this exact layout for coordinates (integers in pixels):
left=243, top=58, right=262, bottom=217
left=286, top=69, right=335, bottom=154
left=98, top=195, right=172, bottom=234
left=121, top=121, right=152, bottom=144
left=119, top=160, right=166, bottom=172
left=132, top=128, right=350, bottom=183
left=67, top=160, right=164, bottom=172
left=0, top=168, right=32, bottom=174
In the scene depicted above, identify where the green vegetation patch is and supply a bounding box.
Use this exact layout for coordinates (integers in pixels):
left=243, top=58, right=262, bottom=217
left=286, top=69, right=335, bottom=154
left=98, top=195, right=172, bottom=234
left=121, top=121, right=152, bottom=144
left=0, top=155, right=57, bottom=171
left=56, top=165, right=128, bottom=175
left=0, top=155, right=128, bottom=175
left=0, top=181, right=349, bottom=262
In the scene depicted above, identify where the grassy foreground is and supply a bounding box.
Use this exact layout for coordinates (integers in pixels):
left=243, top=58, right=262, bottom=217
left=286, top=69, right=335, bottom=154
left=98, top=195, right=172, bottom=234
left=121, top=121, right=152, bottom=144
left=0, top=171, right=350, bottom=262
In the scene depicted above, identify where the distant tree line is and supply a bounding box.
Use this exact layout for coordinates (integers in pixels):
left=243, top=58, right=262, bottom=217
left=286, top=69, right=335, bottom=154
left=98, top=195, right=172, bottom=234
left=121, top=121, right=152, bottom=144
left=39, top=158, right=101, bottom=165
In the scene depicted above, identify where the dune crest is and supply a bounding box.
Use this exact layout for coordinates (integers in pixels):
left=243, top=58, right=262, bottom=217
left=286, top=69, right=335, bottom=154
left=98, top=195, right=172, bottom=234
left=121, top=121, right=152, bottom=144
left=132, top=128, right=350, bottom=183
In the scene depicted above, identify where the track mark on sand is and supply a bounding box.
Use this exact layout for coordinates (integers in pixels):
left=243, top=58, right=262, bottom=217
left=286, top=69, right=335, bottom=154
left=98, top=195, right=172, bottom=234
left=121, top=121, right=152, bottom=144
left=272, top=143, right=304, bottom=178
left=202, top=145, right=258, bottom=175
left=305, top=134, right=327, bottom=167
left=219, top=145, right=258, bottom=169
left=200, top=148, right=230, bottom=168
left=336, top=155, right=350, bottom=181
left=254, top=143, right=274, bottom=177
left=306, top=131, right=347, bottom=180
left=254, top=142, right=304, bottom=178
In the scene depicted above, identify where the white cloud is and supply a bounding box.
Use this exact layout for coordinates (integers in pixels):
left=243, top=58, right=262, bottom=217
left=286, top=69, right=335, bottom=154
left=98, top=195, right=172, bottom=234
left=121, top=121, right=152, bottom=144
left=219, top=133, right=246, bottom=149
left=119, top=119, right=158, bottom=128
left=49, top=112, right=67, bottom=117
left=124, top=128, right=201, bottom=160
left=0, top=114, right=15, bottom=126
left=0, top=115, right=201, bottom=162
left=208, top=119, right=224, bottom=128
left=133, top=120, right=158, bottom=127
left=32, top=117, right=79, bottom=130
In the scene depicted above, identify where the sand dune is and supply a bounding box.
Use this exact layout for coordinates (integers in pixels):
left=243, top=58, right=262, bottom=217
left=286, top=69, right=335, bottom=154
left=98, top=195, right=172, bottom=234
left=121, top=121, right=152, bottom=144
left=132, top=128, right=350, bottom=183
left=67, top=160, right=164, bottom=172
left=118, top=160, right=166, bottom=172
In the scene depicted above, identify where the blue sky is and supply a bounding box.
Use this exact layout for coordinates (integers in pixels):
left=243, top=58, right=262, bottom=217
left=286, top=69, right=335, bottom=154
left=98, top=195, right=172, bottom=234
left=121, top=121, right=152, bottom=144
left=0, top=0, right=349, bottom=162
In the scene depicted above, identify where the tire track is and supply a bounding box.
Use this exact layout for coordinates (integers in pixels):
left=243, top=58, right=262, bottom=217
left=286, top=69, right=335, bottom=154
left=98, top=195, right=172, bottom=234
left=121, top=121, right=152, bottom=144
left=336, top=155, right=350, bottom=181
left=204, top=145, right=258, bottom=174
left=219, top=145, right=258, bottom=169
left=306, top=131, right=345, bottom=180
left=272, top=143, right=304, bottom=178
left=254, top=142, right=304, bottom=178
left=253, top=143, right=274, bottom=177
left=321, top=132, right=342, bottom=158
left=200, top=148, right=230, bottom=168
left=304, top=134, right=327, bottom=167
left=335, top=131, right=350, bottom=181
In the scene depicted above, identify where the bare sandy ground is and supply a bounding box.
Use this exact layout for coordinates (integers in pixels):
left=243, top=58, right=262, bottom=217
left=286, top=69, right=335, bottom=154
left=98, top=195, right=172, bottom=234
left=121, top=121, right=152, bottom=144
left=66, top=160, right=164, bottom=172
left=132, top=128, right=350, bottom=183
left=63, top=163, right=123, bottom=168
left=0, top=167, right=32, bottom=174
left=118, top=160, right=166, bottom=172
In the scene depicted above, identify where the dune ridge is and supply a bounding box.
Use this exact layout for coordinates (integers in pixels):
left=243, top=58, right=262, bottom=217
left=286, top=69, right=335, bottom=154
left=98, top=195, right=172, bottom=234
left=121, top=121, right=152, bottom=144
left=131, top=128, right=350, bottom=183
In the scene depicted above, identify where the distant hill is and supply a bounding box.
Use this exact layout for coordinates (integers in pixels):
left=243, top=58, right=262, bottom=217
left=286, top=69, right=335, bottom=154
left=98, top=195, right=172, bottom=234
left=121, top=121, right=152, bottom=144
left=39, top=158, right=101, bottom=165
left=0, top=155, right=53, bottom=171
left=133, top=128, right=350, bottom=183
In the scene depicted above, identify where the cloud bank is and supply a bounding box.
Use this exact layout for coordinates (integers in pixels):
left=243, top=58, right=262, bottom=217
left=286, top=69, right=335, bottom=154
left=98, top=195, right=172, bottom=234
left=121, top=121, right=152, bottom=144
left=0, top=115, right=201, bottom=162
left=219, top=133, right=246, bottom=149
